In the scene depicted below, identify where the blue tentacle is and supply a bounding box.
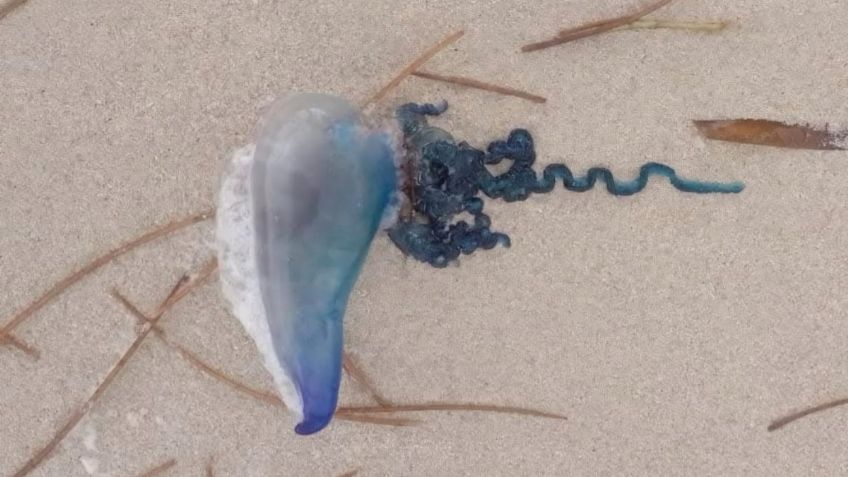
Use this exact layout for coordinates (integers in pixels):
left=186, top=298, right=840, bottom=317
left=388, top=103, right=744, bottom=267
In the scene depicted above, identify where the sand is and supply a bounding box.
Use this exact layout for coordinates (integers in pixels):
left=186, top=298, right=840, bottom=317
left=2, top=0, right=848, bottom=475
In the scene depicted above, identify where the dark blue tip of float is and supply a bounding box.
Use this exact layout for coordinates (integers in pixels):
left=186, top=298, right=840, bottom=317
left=293, top=370, right=340, bottom=435
left=294, top=409, right=335, bottom=435
left=289, top=317, right=343, bottom=436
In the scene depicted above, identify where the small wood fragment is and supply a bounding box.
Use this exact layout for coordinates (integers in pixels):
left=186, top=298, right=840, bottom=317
left=0, top=333, right=39, bottom=358
left=694, top=119, right=848, bottom=150
left=0, top=0, right=28, bottom=21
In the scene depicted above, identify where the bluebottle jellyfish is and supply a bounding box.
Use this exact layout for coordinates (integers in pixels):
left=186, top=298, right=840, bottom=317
left=216, top=93, right=743, bottom=435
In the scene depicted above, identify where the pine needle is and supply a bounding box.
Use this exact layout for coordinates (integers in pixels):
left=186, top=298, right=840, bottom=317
left=362, top=30, right=464, bottom=107
left=522, top=0, right=675, bottom=52
left=0, top=209, right=213, bottom=348
left=0, top=0, right=28, bottom=21
left=412, top=70, right=547, bottom=103
left=769, top=397, right=848, bottom=432
left=339, top=402, right=567, bottom=420
left=136, top=458, right=177, bottom=477
left=11, top=262, right=214, bottom=477
left=343, top=353, right=393, bottom=407
left=616, top=19, right=728, bottom=32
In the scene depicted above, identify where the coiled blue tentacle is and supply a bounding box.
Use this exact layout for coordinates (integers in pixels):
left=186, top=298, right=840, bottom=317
left=483, top=129, right=744, bottom=200
left=388, top=102, right=744, bottom=267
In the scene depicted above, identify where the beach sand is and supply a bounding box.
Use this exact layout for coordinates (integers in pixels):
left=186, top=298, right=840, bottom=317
left=2, top=0, right=848, bottom=475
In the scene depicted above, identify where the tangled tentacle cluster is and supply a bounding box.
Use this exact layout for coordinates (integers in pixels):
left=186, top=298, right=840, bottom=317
left=387, top=102, right=744, bottom=267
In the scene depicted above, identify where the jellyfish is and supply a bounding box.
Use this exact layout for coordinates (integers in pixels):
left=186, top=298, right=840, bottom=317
left=216, top=93, right=743, bottom=435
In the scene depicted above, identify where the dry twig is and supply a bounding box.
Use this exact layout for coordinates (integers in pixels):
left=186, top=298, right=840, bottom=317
left=0, top=0, right=28, bottom=21
left=136, top=458, right=177, bottom=477
left=412, top=70, right=547, bottom=103
left=769, top=397, right=848, bottom=432
left=343, top=353, right=393, bottom=407
left=0, top=333, right=39, bottom=358
left=522, top=0, right=675, bottom=52
left=362, top=30, right=464, bottom=107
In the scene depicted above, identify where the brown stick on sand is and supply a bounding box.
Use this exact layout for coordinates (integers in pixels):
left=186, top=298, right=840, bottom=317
left=136, top=458, right=177, bottom=477
left=616, top=19, right=728, bottom=32
left=339, top=402, right=567, bottom=420
left=343, top=353, right=393, bottom=407
left=522, top=0, right=675, bottom=52
left=111, top=288, right=284, bottom=408
left=11, top=259, right=217, bottom=477
left=0, top=333, right=39, bottom=358
left=0, top=209, right=213, bottom=349
left=362, top=29, right=464, bottom=108
left=0, top=0, right=28, bottom=21
left=412, top=70, right=547, bottom=104
left=768, top=397, right=848, bottom=432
